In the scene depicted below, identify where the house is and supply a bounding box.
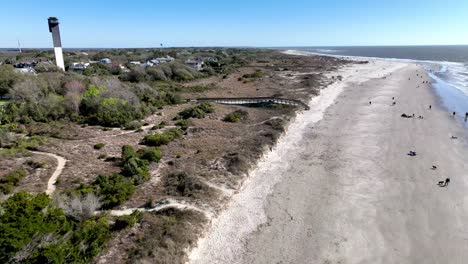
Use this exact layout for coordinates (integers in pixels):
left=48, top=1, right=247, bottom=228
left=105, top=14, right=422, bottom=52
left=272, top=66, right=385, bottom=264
left=185, top=59, right=204, bottom=71
left=119, top=64, right=130, bottom=73
left=147, top=59, right=161, bottom=67
left=99, top=58, right=112, bottom=64
left=69, top=62, right=90, bottom=71
left=156, top=55, right=175, bottom=63
left=200, top=56, right=218, bottom=63
left=14, top=61, right=37, bottom=69
left=143, top=56, right=176, bottom=67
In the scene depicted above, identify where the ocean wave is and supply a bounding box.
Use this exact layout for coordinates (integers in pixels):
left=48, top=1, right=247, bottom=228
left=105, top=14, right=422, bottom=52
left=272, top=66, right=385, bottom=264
left=314, top=49, right=343, bottom=53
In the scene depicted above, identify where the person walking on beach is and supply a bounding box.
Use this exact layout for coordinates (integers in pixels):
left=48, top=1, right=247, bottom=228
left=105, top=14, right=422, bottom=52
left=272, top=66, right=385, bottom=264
left=429, top=105, right=432, bottom=109
left=465, top=112, right=468, bottom=122
left=445, top=178, right=450, bottom=186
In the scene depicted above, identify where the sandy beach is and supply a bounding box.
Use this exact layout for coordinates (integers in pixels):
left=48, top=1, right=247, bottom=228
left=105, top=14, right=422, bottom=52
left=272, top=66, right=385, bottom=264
left=189, top=57, right=468, bottom=263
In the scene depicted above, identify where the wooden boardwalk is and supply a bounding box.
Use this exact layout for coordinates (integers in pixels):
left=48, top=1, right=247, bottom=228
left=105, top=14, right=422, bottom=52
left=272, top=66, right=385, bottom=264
left=192, top=97, right=310, bottom=110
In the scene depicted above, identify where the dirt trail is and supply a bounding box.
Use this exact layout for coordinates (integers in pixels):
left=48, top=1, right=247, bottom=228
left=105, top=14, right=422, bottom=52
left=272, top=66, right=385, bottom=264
left=104, top=198, right=213, bottom=219
left=31, top=151, right=67, bottom=195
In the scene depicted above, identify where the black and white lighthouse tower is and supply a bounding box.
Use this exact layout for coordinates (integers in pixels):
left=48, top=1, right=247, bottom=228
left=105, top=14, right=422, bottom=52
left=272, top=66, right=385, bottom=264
left=47, top=17, right=65, bottom=71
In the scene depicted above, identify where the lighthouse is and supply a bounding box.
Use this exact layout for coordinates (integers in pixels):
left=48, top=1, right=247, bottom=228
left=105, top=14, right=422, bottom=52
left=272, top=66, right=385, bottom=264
left=48, top=17, right=65, bottom=71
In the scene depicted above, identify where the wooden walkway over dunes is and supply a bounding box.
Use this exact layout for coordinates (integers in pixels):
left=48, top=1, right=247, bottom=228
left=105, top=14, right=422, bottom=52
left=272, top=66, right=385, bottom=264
left=192, top=97, right=310, bottom=110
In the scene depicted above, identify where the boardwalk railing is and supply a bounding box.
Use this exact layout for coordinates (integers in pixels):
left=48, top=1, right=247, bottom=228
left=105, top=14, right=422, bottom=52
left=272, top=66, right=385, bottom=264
left=192, top=97, right=310, bottom=110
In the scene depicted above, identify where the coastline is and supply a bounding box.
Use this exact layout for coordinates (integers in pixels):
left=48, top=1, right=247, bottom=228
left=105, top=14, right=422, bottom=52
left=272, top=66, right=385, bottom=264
left=188, top=57, right=410, bottom=263
left=241, top=63, right=468, bottom=263
left=284, top=49, right=468, bottom=129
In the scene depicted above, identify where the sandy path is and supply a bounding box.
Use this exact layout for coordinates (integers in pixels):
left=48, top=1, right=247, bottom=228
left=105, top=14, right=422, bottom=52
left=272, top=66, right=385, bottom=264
left=188, top=60, right=412, bottom=263
left=105, top=198, right=213, bottom=218
left=31, top=151, right=67, bottom=195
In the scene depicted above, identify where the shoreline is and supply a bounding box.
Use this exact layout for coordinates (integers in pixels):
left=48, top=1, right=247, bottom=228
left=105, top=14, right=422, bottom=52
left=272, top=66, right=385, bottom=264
left=284, top=49, right=468, bottom=129
left=188, top=58, right=408, bottom=263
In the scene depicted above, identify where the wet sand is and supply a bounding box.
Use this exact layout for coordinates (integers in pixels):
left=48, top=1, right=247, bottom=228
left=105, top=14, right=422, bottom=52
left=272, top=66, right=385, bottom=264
left=189, top=60, right=468, bottom=263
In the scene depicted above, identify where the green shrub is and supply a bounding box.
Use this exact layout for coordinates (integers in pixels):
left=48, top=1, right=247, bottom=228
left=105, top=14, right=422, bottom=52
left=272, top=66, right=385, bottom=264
left=25, top=159, right=46, bottom=169
left=124, top=120, right=142, bottom=130
left=83, top=63, right=110, bottom=76
left=175, top=120, right=189, bottom=130
left=138, top=147, right=162, bottom=162
left=93, top=174, right=135, bottom=209
left=242, top=70, right=264, bottom=78
left=122, top=157, right=150, bottom=184
left=223, top=110, right=248, bottom=123
left=121, top=145, right=136, bottom=161
left=0, top=65, right=19, bottom=96
left=0, top=169, right=26, bottom=194
left=176, top=103, right=214, bottom=120
left=141, top=128, right=183, bottom=146
left=79, top=85, right=143, bottom=127
left=113, top=210, right=143, bottom=231
left=94, top=143, right=105, bottom=150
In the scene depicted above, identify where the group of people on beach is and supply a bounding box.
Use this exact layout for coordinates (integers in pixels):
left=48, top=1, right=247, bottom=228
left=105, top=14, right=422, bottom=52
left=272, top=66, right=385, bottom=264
left=369, top=72, right=463, bottom=188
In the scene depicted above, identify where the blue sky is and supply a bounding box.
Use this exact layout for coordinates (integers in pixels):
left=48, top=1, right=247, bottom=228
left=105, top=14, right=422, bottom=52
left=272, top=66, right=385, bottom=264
left=1, top=0, right=467, bottom=48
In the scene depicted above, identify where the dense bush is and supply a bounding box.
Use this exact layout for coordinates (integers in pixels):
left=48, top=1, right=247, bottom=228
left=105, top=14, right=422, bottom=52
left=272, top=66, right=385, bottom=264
left=83, top=63, right=110, bottom=76
left=0, top=169, right=26, bottom=194
left=92, top=174, right=136, bottom=209
left=138, top=147, right=162, bottom=162
left=25, top=159, right=46, bottom=169
left=94, top=143, right=105, bottom=150
left=175, top=120, right=189, bottom=130
left=176, top=103, right=214, bottom=119
left=81, top=145, right=162, bottom=208
left=124, top=120, right=142, bottom=130
left=34, top=63, right=60, bottom=73
left=164, top=172, right=204, bottom=197
left=113, top=210, right=143, bottom=231
left=242, top=70, right=264, bottom=78
left=80, top=85, right=143, bottom=127
left=223, top=109, right=248, bottom=123
left=0, top=192, right=112, bottom=263
left=119, top=67, right=146, bottom=83
left=141, top=128, right=183, bottom=146
left=122, top=157, right=150, bottom=184
left=0, top=65, right=19, bottom=96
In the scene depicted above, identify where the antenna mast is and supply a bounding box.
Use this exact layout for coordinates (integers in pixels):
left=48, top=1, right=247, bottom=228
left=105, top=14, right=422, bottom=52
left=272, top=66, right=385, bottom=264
left=17, top=39, right=22, bottom=53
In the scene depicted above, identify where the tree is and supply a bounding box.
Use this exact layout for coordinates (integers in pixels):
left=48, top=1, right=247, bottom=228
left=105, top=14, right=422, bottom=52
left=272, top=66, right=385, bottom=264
left=0, top=65, right=19, bottom=96
left=9, top=79, right=41, bottom=102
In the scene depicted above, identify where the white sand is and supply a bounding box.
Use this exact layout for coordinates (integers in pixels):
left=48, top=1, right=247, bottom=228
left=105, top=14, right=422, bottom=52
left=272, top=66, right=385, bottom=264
left=31, top=151, right=67, bottom=195
left=187, top=59, right=429, bottom=263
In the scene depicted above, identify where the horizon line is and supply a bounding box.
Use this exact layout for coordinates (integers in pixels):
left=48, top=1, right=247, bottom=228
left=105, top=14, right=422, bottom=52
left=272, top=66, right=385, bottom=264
left=1, top=44, right=468, bottom=50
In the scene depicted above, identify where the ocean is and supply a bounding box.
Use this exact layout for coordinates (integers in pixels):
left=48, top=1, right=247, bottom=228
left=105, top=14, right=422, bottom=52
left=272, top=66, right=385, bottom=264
left=284, top=46, right=468, bottom=127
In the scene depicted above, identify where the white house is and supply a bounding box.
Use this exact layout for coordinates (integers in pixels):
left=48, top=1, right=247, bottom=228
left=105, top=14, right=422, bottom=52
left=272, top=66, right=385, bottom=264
left=69, top=62, right=90, bottom=71
left=185, top=59, right=204, bottom=71
left=99, top=58, right=112, bottom=64
left=156, top=55, right=175, bottom=63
